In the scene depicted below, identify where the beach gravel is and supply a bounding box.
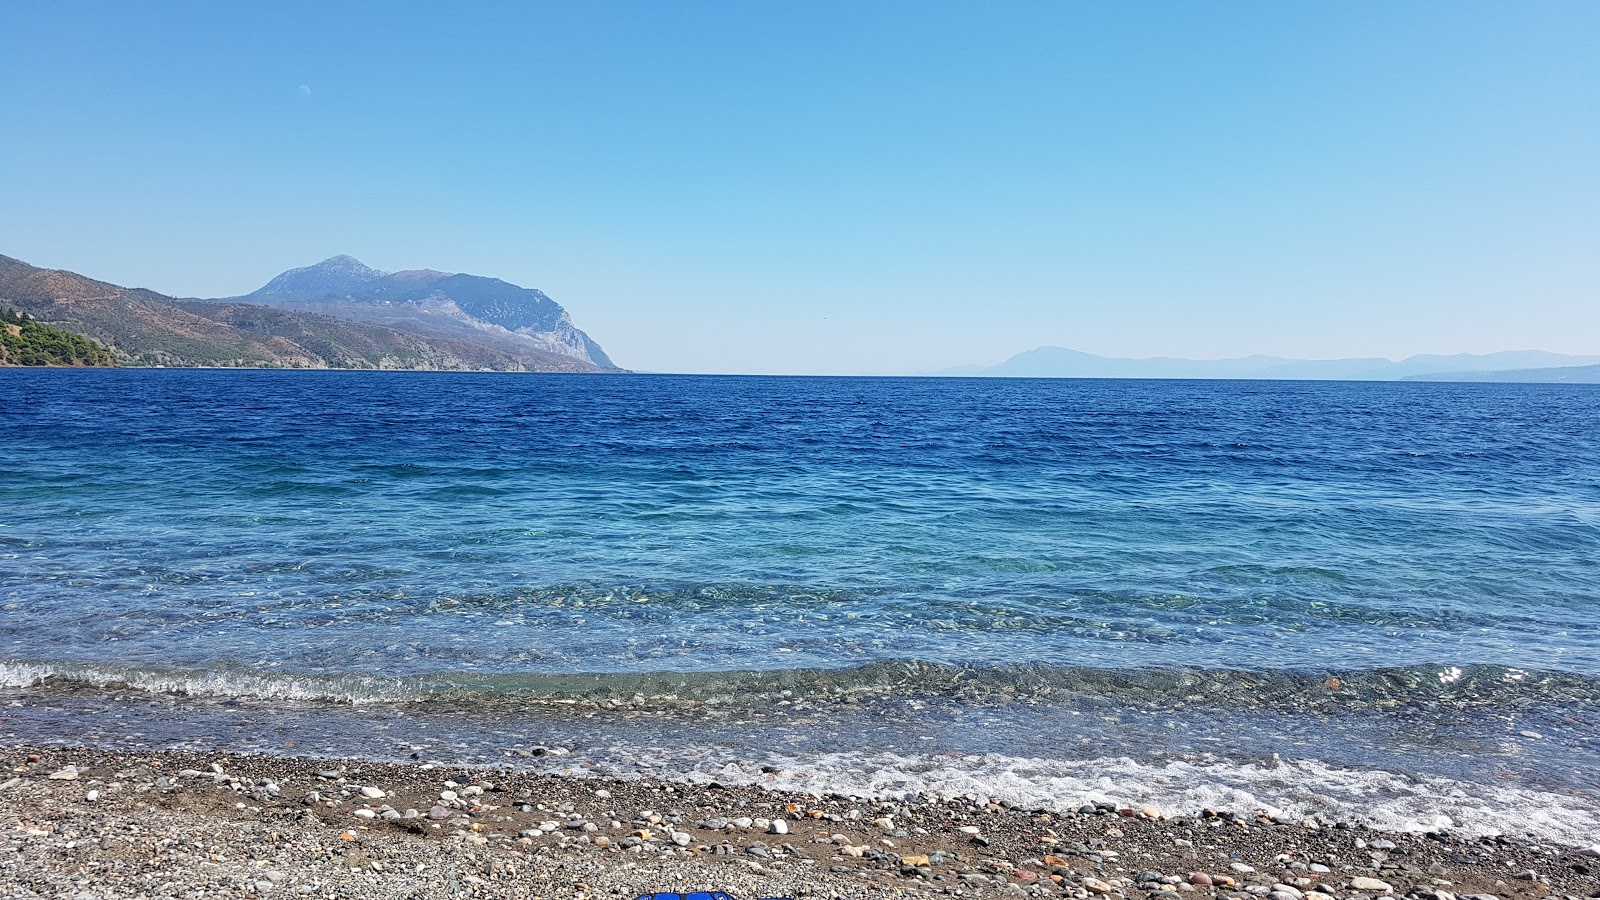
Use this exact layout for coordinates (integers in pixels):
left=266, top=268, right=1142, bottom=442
left=2, top=746, right=1597, bottom=900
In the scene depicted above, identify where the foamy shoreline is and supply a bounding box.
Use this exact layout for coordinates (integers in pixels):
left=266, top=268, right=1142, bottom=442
left=3, top=745, right=1596, bottom=900
left=4, top=676, right=1598, bottom=849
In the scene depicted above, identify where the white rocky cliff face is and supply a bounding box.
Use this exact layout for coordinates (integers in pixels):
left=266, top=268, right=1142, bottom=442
left=234, top=256, right=617, bottom=369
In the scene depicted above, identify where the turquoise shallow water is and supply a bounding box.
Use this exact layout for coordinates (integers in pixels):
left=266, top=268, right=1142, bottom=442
left=3, top=370, right=1599, bottom=841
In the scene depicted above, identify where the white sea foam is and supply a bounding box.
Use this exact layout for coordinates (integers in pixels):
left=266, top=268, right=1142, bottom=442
left=0, top=662, right=52, bottom=689
left=0, top=660, right=418, bottom=704
left=647, top=749, right=1600, bottom=846
left=5, top=658, right=1597, bottom=845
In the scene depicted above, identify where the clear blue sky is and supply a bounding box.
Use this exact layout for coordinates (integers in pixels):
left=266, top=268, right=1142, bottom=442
left=3, top=2, right=1596, bottom=374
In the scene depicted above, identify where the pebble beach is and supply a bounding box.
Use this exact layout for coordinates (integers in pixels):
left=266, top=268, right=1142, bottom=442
left=4, top=746, right=1597, bottom=900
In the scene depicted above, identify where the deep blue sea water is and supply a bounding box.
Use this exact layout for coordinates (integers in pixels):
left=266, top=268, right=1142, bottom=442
left=3, top=370, right=1599, bottom=842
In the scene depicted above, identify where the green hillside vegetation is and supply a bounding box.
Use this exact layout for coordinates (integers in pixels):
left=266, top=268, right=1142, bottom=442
left=0, top=307, right=118, bottom=366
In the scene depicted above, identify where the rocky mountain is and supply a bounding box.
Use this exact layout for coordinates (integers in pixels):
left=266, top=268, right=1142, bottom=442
left=229, top=256, right=615, bottom=369
left=0, top=254, right=608, bottom=372
left=944, top=346, right=1600, bottom=381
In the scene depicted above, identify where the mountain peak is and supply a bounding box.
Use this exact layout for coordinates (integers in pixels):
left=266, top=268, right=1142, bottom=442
left=254, top=255, right=387, bottom=298
left=302, top=255, right=387, bottom=280
left=315, top=254, right=379, bottom=271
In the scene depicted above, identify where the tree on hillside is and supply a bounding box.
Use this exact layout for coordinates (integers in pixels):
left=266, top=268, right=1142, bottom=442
left=0, top=307, right=119, bottom=366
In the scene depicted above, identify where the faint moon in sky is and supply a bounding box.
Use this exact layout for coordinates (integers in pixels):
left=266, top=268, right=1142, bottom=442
left=298, top=84, right=312, bottom=97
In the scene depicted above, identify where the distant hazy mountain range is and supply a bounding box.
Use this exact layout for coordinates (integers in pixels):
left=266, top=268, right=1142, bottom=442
left=1403, top=363, right=1600, bottom=384
left=0, top=253, right=617, bottom=372
left=940, top=346, right=1600, bottom=382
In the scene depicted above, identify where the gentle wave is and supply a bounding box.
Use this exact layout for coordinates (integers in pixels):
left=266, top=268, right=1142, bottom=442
left=6, top=656, right=1598, bottom=845
left=657, top=749, right=1600, bottom=846
left=5, top=657, right=1597, bottom=710
left=0, top=661, right=424, bottom=704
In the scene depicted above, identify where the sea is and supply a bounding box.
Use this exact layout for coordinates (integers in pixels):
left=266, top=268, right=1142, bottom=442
left=3, top=370, right=1598, bottom=844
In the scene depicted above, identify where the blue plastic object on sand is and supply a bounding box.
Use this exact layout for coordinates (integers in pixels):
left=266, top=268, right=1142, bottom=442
left=634, top=893, right=793, bottom=900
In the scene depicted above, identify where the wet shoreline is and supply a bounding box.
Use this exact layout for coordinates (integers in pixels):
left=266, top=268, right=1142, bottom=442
left=4, top=744, right=1597, bottom=899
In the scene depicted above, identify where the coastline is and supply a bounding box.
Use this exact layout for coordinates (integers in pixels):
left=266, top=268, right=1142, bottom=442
left=4, top=745, right=1596, bottom=900
left=6, top=675, right=1599, bottom=849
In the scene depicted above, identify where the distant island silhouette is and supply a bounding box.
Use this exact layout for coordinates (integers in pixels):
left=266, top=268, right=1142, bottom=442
left=938, top=345, right=1600, bottom=383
